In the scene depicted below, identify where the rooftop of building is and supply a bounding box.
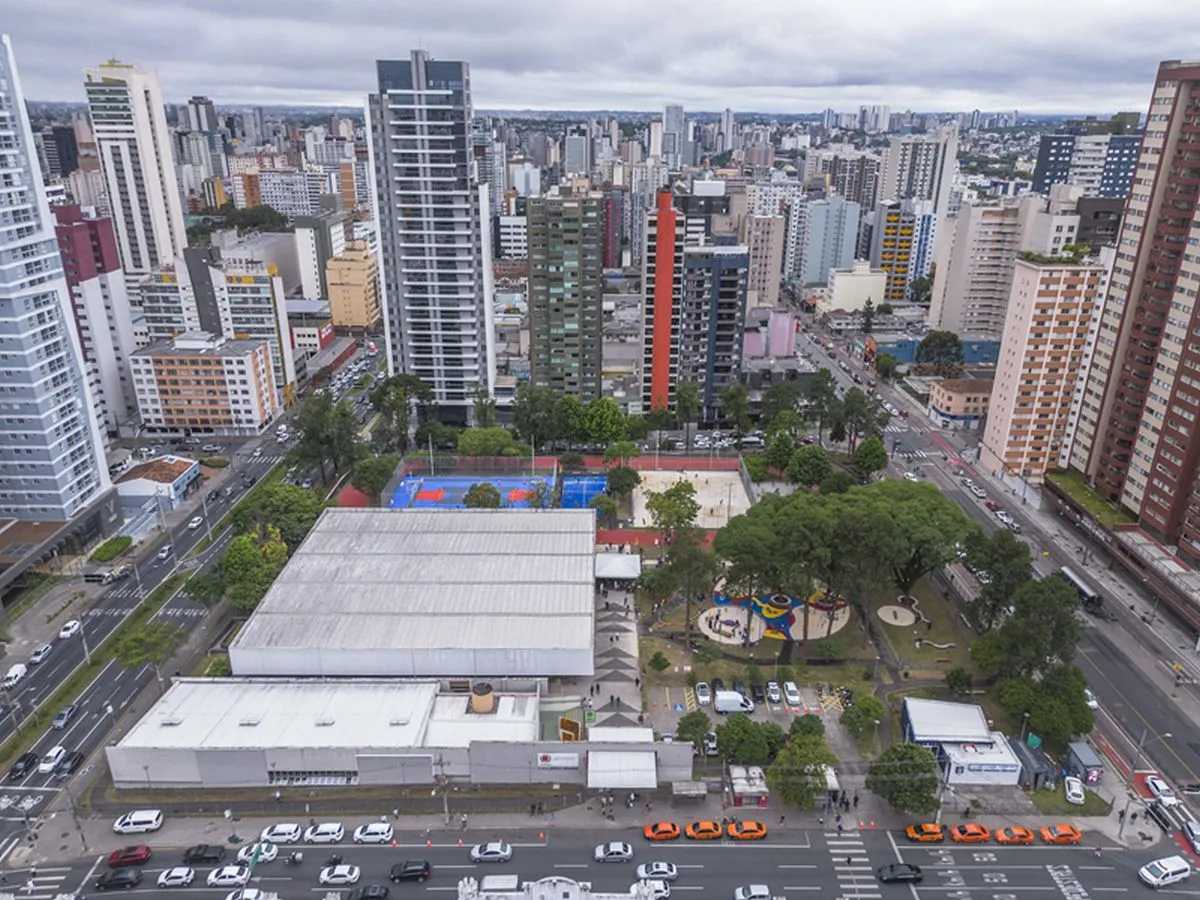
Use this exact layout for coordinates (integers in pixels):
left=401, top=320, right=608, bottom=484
left=0, top=518, right=68, bottom=567
left=117, top=455, right=197, bottom=485
left=904, top=697, right=993, bottom=744
left=286, top=299, right=333, bottom=318
left=229, top=508, right=596, bottom=657
left=932, top=378, right=995, bottom=395
left=116, top=678, right=540, bottom=751
left=133, top=332, right=267, bottom=359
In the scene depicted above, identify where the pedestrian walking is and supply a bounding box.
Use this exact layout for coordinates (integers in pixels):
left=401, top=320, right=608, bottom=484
left=1117, top=809, right=1125, bottom=823
left=609, top=694, right=615, bottom=705
left=845, top=856, right=852, bottom=866
left=779, top=814, right=786, bottom=825
left=460, top=813, right=468, bottom=830
left=530, top=803, right=537, bottom=816
left=635, top=677, right=640, bottom=687
left=852, top=793, right=859, bottom=809
left=379, top=814, right=387, bottom=823
left=1131, top=811, right=1139, bottom=823
left=836, top=823, right=843, bottom=835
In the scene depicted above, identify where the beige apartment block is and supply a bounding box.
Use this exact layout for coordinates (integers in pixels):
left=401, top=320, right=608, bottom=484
left=326, top=241, right=382, bottom=333
left=927, top=378, right=993, bottom=431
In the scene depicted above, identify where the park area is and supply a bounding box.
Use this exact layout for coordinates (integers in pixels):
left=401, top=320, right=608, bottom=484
left=631, top=469, right=752, bottom=528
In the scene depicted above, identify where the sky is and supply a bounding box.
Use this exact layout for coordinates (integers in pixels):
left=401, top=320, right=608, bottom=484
left=7, top=0, right=1199, bottom=114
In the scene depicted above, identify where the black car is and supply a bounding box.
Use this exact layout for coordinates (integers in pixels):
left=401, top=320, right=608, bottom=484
left=349, top=887, right=391, bottom=900
left=7, top=751, right=37, bottom=781
left=96, top=868, right=143, bottom=891
left=750, top=683, right=766, bottom=703
left=390, top=860, right=432, bottom=883
left=711, top=677, right=726, bottom=693
left=183, top=844, right=226, bottom=864
left=54, top=750, right=85, bottom=777
left=733, top=681, right=748, bottom=697
left=877, top=864, right=922, bottom=884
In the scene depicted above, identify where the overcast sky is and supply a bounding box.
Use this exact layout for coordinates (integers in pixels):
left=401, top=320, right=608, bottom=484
left=7, top=0, right=1196, bottom=113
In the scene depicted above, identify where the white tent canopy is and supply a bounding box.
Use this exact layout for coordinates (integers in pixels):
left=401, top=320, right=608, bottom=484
left=587, top=750, right=657, bottom=789
left=595, top=553, right=642, bottom=581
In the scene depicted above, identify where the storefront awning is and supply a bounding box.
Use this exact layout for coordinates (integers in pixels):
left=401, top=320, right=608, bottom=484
left=595, top=553, right=642, bottom=581
left=587, top=750, right=657, bottom=789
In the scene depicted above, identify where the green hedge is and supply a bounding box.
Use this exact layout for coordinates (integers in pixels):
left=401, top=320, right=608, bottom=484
left=90, top=535, right=132, bottom=562
left=201, top=457, right=229, bottom=468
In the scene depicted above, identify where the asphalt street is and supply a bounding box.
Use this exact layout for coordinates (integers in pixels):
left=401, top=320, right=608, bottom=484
left=16, top=828, right=1169, bottom=900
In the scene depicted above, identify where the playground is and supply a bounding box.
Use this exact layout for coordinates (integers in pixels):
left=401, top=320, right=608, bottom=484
left=631, top=469, right=751, bottom=529
left=388, top=475, right=553, bottom=509
left=698, top=589, right=851, bottom=644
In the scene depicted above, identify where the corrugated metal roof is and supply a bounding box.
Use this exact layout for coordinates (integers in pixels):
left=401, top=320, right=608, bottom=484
left=904, top=697, right=992, bottom=743
left=231, top=508, right=596, bottom=658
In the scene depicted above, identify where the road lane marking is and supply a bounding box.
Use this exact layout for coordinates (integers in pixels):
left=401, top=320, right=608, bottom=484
left=553, top=864, right=589, bottom=868
left=782, top=887, right=822, bottom=892
left=779, top=864, right=818, bottom=868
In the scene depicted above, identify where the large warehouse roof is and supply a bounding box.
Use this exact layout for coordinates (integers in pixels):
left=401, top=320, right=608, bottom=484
left=229, top=508, right=597, bottom=677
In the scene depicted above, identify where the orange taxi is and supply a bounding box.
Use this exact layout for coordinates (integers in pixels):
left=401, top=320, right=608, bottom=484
left=684, top=820, right=723, bottom=840
left=1040, top=824, right=1082, bottom=845
left=949, top=823, right=991, bottom=843
left=643, top=822, right=681, bottom=842
left=727, top=820, right=768, bottom=841
left=994, top=826, right=1035, bottom=845
left=905, top=823, right=945, bottom=843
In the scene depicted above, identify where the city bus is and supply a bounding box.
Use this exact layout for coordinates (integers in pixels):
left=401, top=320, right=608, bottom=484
left=1057, top=565, right=1103, bottom=613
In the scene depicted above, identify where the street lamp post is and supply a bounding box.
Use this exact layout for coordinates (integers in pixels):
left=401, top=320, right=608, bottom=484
left=1019, top=711, right=1030, bottom=743
left=79, top=617, right=93, bottom=667
left=1118, top=728, right=1172, bottom=840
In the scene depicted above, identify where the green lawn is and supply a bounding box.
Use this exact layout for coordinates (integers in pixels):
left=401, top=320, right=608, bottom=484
left=875, top=578, right=973, bottom=670
left=1046, top=470, right=1135, bottom=529
left=1029, top=785, right=1112, bottom=817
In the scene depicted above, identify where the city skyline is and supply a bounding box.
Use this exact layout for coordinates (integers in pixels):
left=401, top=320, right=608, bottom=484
left=7, top=0, right=1193, bottom=113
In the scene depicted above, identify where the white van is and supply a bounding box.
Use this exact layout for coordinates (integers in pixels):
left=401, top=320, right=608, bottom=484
left=3, top=664, right=26, bottom=689
left=113, top=809, right=164, bottom=834
left=1139, top=855, right=1191, bottom=888
left=713, top=690, right=755, bottom=715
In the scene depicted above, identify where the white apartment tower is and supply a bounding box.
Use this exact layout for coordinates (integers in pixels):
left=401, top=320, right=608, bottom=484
left=879, top=125, right=959, bottom=216
left=367, top=51, right=494, bottom=422
left=662, top=104, right=685, bottom=170
left=0, top=36, right=112, bottom=520
left=84, top=59, right=187, bottom=293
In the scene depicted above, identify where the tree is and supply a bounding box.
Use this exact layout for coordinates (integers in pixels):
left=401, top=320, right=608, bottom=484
left=512, top=383, right=559, bottom=449
left=719, top=381, right=751, bottom=437
left=764, top=433, right=795, bottom=473
left=603, top=441, right=640, bottom=467
left=606, top=465, right=641, bottom=499
left=530, top=481, right=552, bottom=510
left=370, top=374, right=433, bottom=454
left=473, top=385, right=498, bottom=428
left=676, top=711, right=712, bottom=751
left=662, top=527, right=720, bottom=647
left=945, top=667, right=972, bottom=695
left=908, top=275, right=933, bottom=305
left=222, top=533, right=269, bottom=586
left=840, top=694, right=886, bottom=740
left=555, top=394, right=588, bottom=446
left=875, top=352, right=898, bottom=382
left=351, top=455, right=400, bottom=504
left=590, top=493, right=619, bottom=528
left=963, top=528, right=1033, bottom=632
left=876, top=303, right=894, bottom=316
left=257, top=524, right=288, bottom=570
left=972, top=577, right=1081, bottom=679
left=715, top=713, right=772, bottom=765
left=674, top=380, right=703, bottom=451
left=414, top=419, right=459, bottom=451
left=861, top=298, right=876, bottom=334
left=851, top=435, right=888, bottom=479
left=829, top=419, right=847, bottom=446
left=645, top=481, right=700, bottom=534
left=787, top=444, right=832, bottom=487
left=186, top=572, right=226, bottom=607
left=463, top=482, right=502, bottom=509
left=805, top=369, right=839, bottom=443
left=230, top=482, right=325, bottom=550
left=916, top=330, right=965, bottom=377
left=327, top=402, right=367, bottom=475
left=790, top=714, right=825, bottom=739
left=766, top=409, right=805, bottom=439
left=625, top=415, right=651, bottom=441
left=292, top=392, right=338, bottom=483
left=761, top=380, right=803, bottom=423
left=585, top=397, right=627, bottom=444
left=870, top=479, right=975, bottom=596
left=867, top=743, right=941, bottom=814
left=836, top=388, right=887, bottom=451
left=112, top=619, right=187, bottom=688
left=995, top=665, right=1094, bottom=744
left=819, top=469, right=857, bottom=494
left=767, top=733, right=838, bottom=807
left=458, top=427, right=522, bottom=457
left=648, top=651, right=671, bottom=672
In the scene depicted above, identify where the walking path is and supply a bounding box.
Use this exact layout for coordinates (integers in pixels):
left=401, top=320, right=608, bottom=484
left=588, top=586, right=644, bottom=727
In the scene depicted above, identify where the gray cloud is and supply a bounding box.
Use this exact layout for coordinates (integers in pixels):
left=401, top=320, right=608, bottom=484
left=6, top=0, right=1198, bottom=112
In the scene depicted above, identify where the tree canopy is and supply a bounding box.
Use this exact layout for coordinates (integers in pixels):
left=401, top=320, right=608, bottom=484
left=916, top=330, right=965, bottom=376
left=851, top=435, right=889, bottom=479
left=963, top=528, right=1033, bottom=632
left=369, top=374, right=433, bottom=454
left=458, top=427, right=523, bottom=457
left=350, top=455, right=399, bottom=504
left=463, top=482, right=502, bottom=509
left=867, top=743, right=941, bottom=814
left=645, top=481, right=700, bottom=534
left=715, top=713, right=786, bottom=766
left=766, top=730, right=838, bottom=807
left=787, top=444, right=832, bottom=487
left=719, top=381, right=751, bottom=435
left=972, top=576, right=1081, bottom=679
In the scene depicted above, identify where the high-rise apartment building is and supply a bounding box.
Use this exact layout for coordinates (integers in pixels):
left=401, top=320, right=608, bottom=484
left=140, top=248, right=295, bottom=405
left=0, top=35, right=116, bottom=552
left=627, top=161, right=670, bottom=266
left=721, top=108, right=735, bottom=153
left=804, top=147, right=881, bottom=210
left=1032, top=132, right=1142, bottom=198
left=84, top=59, right=187, bottom=291
left=1074, top=61, right=1200, bottom=555
left=563, top=130, right=590, bottom=176
left=744, top=215, right=785, bottom=308
left=980, top=256, right=1106, bottom=485
left=367, top=51, right=494, bottom=422
left=878, top=125, right=959, bottom=215
left=800, top=195, right=861, bottom=286
left=39, top=125, right=79, bottom=181
left=601, top=187, right=624, bottom=269
left=868, top=199, right=937, bottom=302
left=858, top=105, right=891, bottom=134
left=294, top=212, right=348, bottom=299
left=526, top=189, right=604, bottom=400
left=662, top=104, right=685, bottom=170
left=257, top=168, right=329, bottom=218
left=184, top=96, right=219, bottom=132
left=53, top=205, right=138, bottom=440
left=325, top=241, right=382, bottom=334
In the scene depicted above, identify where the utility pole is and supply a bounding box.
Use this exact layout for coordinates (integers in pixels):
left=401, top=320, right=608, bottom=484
left=65, top=785, right=88, bottom=853
left=1119, top=727, right=1171, bottom=840
left=435, top=756, right=450, bottom=826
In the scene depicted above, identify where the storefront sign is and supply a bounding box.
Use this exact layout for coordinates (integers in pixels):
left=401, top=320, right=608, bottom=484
left=537, top=752, right=580, bottom=769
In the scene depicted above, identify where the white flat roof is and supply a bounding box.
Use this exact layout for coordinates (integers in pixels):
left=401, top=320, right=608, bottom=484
left=587, top=726, right=654, bottom=743
left=424, top=693, right=539, bottom=747
left=904, top=697, right=992, bottom=743
left=231, top=509, right=596, bottom=664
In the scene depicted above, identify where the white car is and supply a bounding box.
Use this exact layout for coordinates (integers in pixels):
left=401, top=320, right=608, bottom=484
left=188, top=516, right=204, bottom=530
left=225, top=892, right=264, bottom=900
left=783, top=681, right=801, bottom=707
left=236, top=843, right=278, bottom=864
left=29, top=643, right=52, bottom=664
left=970, top=485, right=987, bottom=499
left=734, top=886, right=771, bottom=900
left=704, top=731, right=719, bottom=756
left=304, top=822, right=345, bottom=843
left=766, top=682, right=781, bottom=704
left=206, top=866, right=250, bottom=887
left=353, top=822, right=394, bottom=843
left=157, top=544, right=172, bottom=560
left=157, top=867, right=195, bottom=888
left=632, top=880, right=671, bottom=899
left=695, top=682, right=711, bottom=705
left=259, top=823, right=302, bottom=844
left=903, top=472, right=920, bottom=482
left=637, top=862, right=678, bottom=881
left=1147, top=775, right=1180, bottom=807
left=37, top=745, right=65, bottom=774
left=58, top=620, right=81, bottom=640
left=470, top=841, right=513, bottom=862
left=1064, top=775, right=1086, bottom=806
left=594, top=841, right=633, bottom=862
left=319, top=865, right=361, bottom=886
left=1084, top=688, right=1099, bottom=710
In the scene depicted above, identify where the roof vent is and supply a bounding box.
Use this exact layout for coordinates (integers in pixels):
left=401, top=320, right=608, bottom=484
left=239, top=715, right=261, bottom=727
left=469, top=683, right=495, bottom=715
left=389, top=717, right=409, bottom=727
left=160, top=717, right=182, bottom=727
left=315, top=717, right=335, bottom=727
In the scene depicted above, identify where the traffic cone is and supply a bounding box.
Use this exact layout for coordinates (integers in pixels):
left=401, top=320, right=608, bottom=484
left=391, top=840, right=397, bottom=848
left=538, top=832, right=545, bottom=841
left=458, top=838, right=463, bottom=847
left=870, top=822, right=875, bottom=829
left=426, top=839, right=432, bottom=848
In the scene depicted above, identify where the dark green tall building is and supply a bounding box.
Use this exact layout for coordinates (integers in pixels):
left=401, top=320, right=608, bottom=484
left=527, top=188, right=604, bottom=399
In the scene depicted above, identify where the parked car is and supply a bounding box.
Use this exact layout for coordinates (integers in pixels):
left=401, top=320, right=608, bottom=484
left=783, top=682, right=801, bottom=707
left=1064, top=776, right=1086, bottom=806
left=766, top=682, right=781, bottom=704
left=319, top=865, right=362, bottom=886
left=108, top=845, right=152, bottom=867
left=354, top=823, right=395, bottom=844
left=259, top=823, right=303, bottom=844
left=206, top=866, right=250, bottom=887
left=694, top=682, right=711, bottom=706
left=637, top=862, right=678, bottom=882
left=750, top=683, right=766, bottom=703
left=29, top=643, right=52, bottom=664
left=184, top=845, right=227, bottom=864
left=237, top=843, right=276, bottom=864
left=96, top=868, right=143, bottom=891
left=54, top=750, right=84, bottom=777
left=201, top=444, right=222, bottom=453
left=1147, top=775, right=1180, bottom=807
left=156, top=867, right=195, bottom=888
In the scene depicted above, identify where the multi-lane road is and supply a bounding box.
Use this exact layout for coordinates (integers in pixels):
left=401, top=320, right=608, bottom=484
left=17, top=827, right=1167, bottom=899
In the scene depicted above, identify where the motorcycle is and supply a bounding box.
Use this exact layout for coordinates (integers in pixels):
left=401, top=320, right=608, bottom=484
left=284, top=851, right=304, bottom=866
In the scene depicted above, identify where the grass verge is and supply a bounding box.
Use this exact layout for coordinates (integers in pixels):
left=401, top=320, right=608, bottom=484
left=0, top=572, right=188, bottom=767
left=1046, top=469, right=1135, bottom=530
left=1029, top=785, right=1112, bottom=817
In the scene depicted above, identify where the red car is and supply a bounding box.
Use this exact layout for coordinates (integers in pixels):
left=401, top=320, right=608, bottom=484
left=107, top=845, right=152, bottom=867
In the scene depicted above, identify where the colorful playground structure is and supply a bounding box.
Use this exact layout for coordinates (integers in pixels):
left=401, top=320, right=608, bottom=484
left=713, top=589, right=848, bottom=640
